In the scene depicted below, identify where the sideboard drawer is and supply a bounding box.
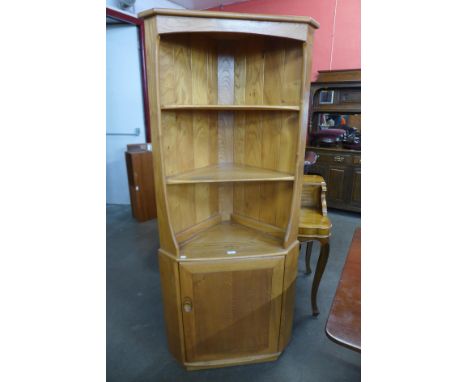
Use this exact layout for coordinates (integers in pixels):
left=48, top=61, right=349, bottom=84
left=352, top=156, right=361, bottom=165
left=317, top=153, right=353, bottom=165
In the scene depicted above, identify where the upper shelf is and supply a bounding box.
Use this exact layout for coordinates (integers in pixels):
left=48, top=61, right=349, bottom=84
left=166, top=163, right=295, bottom=184
left=161, top=104, right=300, bottom=112
left=314, top=105, right=360, bottom=113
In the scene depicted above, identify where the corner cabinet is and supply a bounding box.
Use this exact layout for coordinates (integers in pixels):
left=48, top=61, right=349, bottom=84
left=140, top=8, right=318, bottom=370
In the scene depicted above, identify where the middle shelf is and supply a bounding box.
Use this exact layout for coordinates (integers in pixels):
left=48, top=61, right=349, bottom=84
left=166, top=163, right=295, bottom=184
left=161, top=104, right=300, bottom=111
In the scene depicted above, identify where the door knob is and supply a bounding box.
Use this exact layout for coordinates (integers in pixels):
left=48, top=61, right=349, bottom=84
left=183, top=298, right=192, bottom=313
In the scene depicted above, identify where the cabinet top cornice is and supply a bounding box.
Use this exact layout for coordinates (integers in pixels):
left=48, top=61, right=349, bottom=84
left=138, top=8, right=320, bottom=29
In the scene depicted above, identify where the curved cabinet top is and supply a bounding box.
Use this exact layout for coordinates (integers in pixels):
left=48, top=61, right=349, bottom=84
left=139, top=8, right=319, bottom=42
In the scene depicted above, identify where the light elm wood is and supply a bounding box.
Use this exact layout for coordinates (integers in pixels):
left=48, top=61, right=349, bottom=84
left=139, top=8, right=320, bottom=28
left=278, top=243, right=299, bottom=350
left=141, top=9, right=316, bottom=370
left=283, top=27, right=314, bottom=249
left=143, top=17, right=178, bottom=255
left=155, top=15, right=310, bottom=41
left=166, top=163, right=294, bottom=184
left=298, top=175, right=333, bottom=316
left=161, top=104, right=300, bottom=111
left=179, top=256, right=284, bottom=362
left=158, top=252, right=186, bottom=363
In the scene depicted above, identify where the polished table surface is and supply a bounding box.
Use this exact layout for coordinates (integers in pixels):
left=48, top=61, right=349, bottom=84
left=326, top=227, right=361, bottom=352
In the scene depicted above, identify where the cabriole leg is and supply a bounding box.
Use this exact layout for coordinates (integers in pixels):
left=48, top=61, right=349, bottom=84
left=311, top=240, right=330, bottom=316
left=305, top=241, right=313, bottom=274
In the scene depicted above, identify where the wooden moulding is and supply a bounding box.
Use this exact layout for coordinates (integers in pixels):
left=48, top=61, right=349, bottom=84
left=160, top=104, right=300, bottom=111
left=155, top=15, right=309, bottom=41
left=282, top=27, right=314, bottom=248
left=138, top=8, right=320, bottom=29
left=185, top=352, right=281, bottom=371
left=166, top=164, right=295, bottom=184
left=143, top=16, right=179, bottom=255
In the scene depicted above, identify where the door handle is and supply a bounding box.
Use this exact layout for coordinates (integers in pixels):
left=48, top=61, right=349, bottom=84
left=183, top=297, right=192, bottom=313
left=334, top=155, right=345, bottom=163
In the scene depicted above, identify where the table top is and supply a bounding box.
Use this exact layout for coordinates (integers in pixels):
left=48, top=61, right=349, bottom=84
left=326, top=228, right=361, bottom=352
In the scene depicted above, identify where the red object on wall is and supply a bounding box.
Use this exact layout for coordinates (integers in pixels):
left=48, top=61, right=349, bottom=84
left=210, top=0, right=360, bottom=81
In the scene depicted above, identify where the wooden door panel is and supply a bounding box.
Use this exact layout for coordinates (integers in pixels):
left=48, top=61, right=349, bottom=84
left=179, top=257, right=284, bottom=362
left=351, top=170, right=361, bottom=206
left=327, top=167, right=346, bottom=202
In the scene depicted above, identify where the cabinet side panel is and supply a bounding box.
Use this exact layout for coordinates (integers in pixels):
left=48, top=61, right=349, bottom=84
left=278, top=242, right=299, bottom=351
left=158, top=252, right=185, bottom=363
left=158, top=36, right=176, bottom=105
left=144, top=17, right=178, bottom=254
left=283, top=27, right=314, bottom=247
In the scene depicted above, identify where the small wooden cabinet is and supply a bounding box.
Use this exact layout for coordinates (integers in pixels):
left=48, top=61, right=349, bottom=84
left=125, top=144, right=157, bottom=222
left=140, top=8, right=317, bottom=370
left=307, top=70, right=361, bottom=212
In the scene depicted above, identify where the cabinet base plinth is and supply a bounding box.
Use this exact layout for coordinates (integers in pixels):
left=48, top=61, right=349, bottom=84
left=184, top=352, right=282, bottom=371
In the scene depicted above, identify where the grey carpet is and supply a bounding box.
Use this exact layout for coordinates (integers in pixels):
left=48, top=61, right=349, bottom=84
left=107, top=204, right=361, bottom=381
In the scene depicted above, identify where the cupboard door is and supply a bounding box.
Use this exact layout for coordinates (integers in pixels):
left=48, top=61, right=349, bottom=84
left=179, top=257, right=284, bottom=362
left=327, top=166, right=347, bottom=202
left=350, top=169, right=361, bottom=207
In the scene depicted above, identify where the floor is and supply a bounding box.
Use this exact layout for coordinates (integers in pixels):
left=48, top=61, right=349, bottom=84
left=107, top=204, right=361, bottom=382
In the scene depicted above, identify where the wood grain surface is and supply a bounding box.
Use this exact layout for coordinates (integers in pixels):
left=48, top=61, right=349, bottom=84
left=326, top=228, right=361, bottom=352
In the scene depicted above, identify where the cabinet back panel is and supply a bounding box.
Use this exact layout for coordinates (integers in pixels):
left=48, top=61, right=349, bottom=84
left=233, top=182, right=293, bottom=229
left=162, top=111, right=218, bottom=176
left=159, top=35, right=218, bottom=105
left=168, top=184, right=219, bottom=234
left=233, top=111, right=298, bottom=173
left=159, top=34, right=302, bottom=107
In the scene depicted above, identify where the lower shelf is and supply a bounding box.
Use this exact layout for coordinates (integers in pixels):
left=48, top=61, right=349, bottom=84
left=179, top=221, right=286, bottom=260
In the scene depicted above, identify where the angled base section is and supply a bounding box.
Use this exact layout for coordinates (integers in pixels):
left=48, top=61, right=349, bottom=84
left=158, top=242, right=299, bottom=370
left=185, top=352, right=281, bottom=371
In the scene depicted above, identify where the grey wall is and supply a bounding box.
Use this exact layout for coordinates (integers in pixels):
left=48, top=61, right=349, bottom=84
left=106, top=24, right=146, bottom=205
left=106, top=0, right=185, bottom=14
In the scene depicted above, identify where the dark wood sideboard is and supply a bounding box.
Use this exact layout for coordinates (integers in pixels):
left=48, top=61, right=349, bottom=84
left=307, top=69, right=361, bottom=213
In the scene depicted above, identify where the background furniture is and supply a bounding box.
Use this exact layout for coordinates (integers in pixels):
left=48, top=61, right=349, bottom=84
left=307, top=69, right=361, bottom=212
left=140, top=9, right=318, bottom=370
left=326, top=227, right=361, bottom=352
left=125, top=144, right=157, bottom=222
left=298, top=175, right=332, bottom=315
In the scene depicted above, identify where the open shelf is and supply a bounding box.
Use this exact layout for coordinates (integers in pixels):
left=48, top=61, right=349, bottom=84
left=314, top=105, right=360, bottom=113
left=161, top=104, right=300, bottom=112
left=166, top=163, right=295, bottom=184
left=179, top=221, right=285, bottom=260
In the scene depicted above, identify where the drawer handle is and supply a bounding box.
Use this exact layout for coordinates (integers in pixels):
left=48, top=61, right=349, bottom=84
left=334, top=156, right=345, bottom=162
left=183, top=298, right=193, bottom=313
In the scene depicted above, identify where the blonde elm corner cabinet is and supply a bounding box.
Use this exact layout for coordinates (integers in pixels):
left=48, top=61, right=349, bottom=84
left=139, top=8, right=319, bottom=370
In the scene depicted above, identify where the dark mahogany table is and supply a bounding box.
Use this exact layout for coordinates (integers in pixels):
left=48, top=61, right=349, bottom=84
left=326, top=227, right=361, bottom=352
